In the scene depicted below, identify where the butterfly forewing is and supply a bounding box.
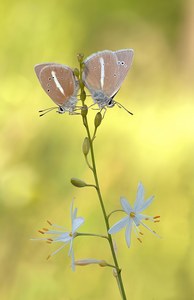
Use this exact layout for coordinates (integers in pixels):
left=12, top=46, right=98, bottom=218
left=83, top=49, right=134, bottom=99
left=35, top=64, right=78, bottom=107
left=83, top=51, right=120, bottom=96
left=98, top=51, right=120, bottom=97
left=35, top=63, right=53, bottom=78
left=83, top=53, right=102, bottom=92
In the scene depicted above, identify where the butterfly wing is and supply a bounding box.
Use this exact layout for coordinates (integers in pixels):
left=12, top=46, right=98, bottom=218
left=83, top=49, right=134, bottom=98
left=112, top=49, right=134, bottom=96
left=34, top=63, right=78, bottom=107
left=83, top=52, right=104, bottom=92
left=83, top=50, right=118, bottom=96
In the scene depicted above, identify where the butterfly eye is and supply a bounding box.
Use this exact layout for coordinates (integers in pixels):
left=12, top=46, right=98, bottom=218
left=58, top=106, right=66, bottom=113
left=107, top=99, right=115, bottom=107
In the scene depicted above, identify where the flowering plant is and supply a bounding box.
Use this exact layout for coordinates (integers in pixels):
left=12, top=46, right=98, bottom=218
left=33, top=52, right=160, bottom=299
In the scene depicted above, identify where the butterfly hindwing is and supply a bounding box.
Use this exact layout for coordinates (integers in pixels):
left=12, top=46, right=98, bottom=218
left=113, top=49, right=134, bottom=94
left=35, top=64, right=78, bottom=107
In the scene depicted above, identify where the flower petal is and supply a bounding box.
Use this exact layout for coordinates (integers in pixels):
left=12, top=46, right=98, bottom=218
left=72, top=217, right=84, bottom=233
left=68, top=239, right=75, bottom=271
left=136, top=196, right=154, bottom=213
left=108, top=216, right=129, bottom=234
left=134, top=182, right=144, bottom=211
left=52, top=233, right=71, bottom=243
left=69, top=238, right=73, bottom=256
left=73, top=207, right=77, bottom=222
left=70, top=200, right=77, bottom=225
left=132, top=216, right=141, bottom=227
left=120, top=197, right=133, bottom=214
left=125, top=219, right=132, bottom=247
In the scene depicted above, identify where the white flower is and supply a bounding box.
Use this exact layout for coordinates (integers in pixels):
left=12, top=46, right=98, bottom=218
left=33, top=201, right=84, bottom=271
left=108, top=182, right=160, bottom=247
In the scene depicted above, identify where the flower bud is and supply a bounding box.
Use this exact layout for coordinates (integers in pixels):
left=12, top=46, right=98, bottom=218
left=82, top=137, right=90, bottom=156
left=94, top=112, right=102, bottom=128
left=77, top=53, right=84, bottom=63
left=73, top=68, right=79, bottom=78
left=71, top=178, right=87, bottom=188
left=80, top=89, right=86, bottom=101
left=81, top=105, right=88, bottom=117
left=75, top=259, right=108, bottom=267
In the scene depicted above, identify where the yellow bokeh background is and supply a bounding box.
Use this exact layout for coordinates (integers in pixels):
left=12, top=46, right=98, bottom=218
left=1, top=0, right=194, bottom=299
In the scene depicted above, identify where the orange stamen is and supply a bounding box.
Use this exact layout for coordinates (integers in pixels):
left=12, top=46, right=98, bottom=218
left=47, top=220, right=52, bottom=226
left=38, top=230, right=45, bottom=234
left=137, top=238, right=142, bottom=243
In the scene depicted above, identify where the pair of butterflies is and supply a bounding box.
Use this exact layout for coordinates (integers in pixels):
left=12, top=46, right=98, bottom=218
left=34, top=49, right=134, bottom=115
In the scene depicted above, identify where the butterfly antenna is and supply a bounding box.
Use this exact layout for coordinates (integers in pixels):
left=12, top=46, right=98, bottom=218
left=39, top=107, right=57, bottom=117
left=114, top=101, right=133, bottom=115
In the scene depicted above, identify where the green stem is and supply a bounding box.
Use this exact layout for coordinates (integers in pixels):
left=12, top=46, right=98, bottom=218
left=77, top=232, right=108, bottom=240
left=84, top=117, right=127, bottom=300
left=78, top=58, right=127, bottom=299
left=107, top=209, right=125, bottom=220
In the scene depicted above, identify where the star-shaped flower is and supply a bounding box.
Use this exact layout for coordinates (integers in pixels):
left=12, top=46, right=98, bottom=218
left=33, top=201, right=84, bottom=271
left=108, top=182, right=160, bottom=247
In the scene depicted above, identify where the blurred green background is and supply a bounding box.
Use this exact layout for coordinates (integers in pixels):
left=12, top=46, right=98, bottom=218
left=1, top=0, right=194, bottom=299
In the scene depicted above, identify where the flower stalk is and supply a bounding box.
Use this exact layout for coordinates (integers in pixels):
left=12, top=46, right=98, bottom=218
left=78, top=55, right=127, bottom=300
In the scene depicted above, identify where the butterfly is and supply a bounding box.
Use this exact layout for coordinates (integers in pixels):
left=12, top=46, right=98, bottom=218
left=82, top=49, right=134, bottom=112
left=34, top=63, right=79, bottom=116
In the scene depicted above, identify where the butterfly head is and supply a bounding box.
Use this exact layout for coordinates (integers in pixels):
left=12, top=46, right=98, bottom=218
left=92, top=91, right=115, bottom=109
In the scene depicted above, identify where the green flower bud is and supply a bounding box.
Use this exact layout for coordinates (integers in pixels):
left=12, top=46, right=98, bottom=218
left=77, top=53, right=84, bottom=63
left=73, top=68, right=79, bottom=78
left=82, top=137, right=90, bottom=156
left=80, top=89, right=86, bottom=101
left=94, top=112, right=102, bottom=128
left=81, top=105, right=88, bottom=117
left=71, top=178, right=87, bottom=188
